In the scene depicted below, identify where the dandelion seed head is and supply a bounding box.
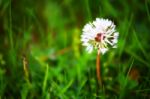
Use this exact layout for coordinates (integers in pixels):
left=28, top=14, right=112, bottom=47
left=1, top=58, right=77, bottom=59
left=81, top=18, right=119, bottom=54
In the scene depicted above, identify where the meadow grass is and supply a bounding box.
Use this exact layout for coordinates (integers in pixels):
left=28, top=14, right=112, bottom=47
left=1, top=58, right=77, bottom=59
left=0, top=0, right=150, bottom=98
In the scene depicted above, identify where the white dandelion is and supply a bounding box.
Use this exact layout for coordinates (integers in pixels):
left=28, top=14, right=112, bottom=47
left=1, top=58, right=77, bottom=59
left=81, top=18, right=119, bottom=54
left=81, top=18, right=119, bottom=86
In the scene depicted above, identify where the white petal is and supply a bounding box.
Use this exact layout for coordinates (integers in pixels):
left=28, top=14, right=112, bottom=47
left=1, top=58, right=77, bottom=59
left=112, top=45, right=117, bottom=48
left=86, top=46, right=93, bottom=53
left=114, top=32, right=119, bottom=37
left=100, top=48, right=108, bottom=54
left=82, top=23, right=94, bottom=33
left=82, top=42, right=89, bottom=46
left=105, top=39, right=113, bottom=46
left=111, top=38, right=118, bottom=44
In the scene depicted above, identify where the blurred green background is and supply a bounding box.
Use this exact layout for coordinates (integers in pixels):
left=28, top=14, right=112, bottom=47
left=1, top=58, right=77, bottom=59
left=0, top=0, right=150, bottom=98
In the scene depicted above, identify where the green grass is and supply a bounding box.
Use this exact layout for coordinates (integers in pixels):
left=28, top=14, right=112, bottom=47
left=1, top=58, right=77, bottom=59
left=0, top=0, right=150, bottom=98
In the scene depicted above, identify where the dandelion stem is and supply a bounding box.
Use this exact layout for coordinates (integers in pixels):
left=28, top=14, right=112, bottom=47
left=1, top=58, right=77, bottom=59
left=96, top=50, right=102, bottom=86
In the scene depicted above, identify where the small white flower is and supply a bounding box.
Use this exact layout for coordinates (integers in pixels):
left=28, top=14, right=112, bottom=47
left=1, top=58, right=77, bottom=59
left=81, top=18, right=119, bottom=54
